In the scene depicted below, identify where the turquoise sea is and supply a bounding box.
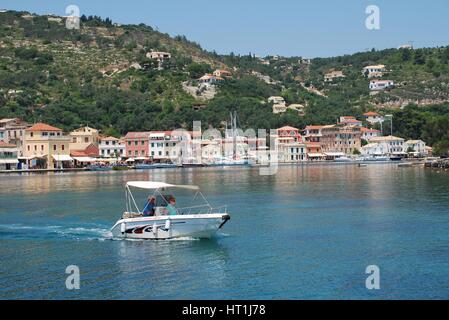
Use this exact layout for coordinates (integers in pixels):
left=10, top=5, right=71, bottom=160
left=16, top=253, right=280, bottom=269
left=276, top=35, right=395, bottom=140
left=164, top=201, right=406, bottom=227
left=1, top=164, right=449, bottom=299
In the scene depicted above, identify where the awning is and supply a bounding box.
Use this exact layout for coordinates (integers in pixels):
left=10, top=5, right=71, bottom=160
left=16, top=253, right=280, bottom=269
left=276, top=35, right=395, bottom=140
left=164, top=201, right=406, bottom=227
left=134, top=157, right=148, bottom=160
left=0, top=159, right=19, bottom=164
left=308, top=153, right=325, bottom=157
left=127, top=181, right=199, bottom=191
left=27, top=154, right=47, bottom=159
left=125, top=158, right=135, bottom=162
left=52, top=155, right=73, bottom=161
left=73, top=157, right=96, bottom=162
left=97, top=158, right=119, bottom=163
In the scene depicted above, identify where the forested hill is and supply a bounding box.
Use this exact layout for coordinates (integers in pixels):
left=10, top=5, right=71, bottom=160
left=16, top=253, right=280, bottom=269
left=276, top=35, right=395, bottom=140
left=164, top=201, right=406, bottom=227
left=0, top=10, right=448, bottom=154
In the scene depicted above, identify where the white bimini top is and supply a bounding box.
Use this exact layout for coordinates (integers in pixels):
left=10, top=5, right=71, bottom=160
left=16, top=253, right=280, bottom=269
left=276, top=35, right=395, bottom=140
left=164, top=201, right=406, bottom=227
left=126, top=181, right=199, bottom=190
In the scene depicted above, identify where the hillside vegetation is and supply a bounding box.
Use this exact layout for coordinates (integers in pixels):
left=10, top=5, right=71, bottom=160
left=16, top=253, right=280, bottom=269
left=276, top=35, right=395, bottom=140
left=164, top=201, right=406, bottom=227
left=0, top=10, right=448, bottom=154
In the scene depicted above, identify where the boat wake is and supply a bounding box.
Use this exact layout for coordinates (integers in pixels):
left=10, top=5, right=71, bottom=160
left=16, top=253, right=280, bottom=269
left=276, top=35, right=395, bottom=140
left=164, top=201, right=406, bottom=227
left=0, top=223, right=112, bottom=241
left=0, top=224, right=230, bottom=242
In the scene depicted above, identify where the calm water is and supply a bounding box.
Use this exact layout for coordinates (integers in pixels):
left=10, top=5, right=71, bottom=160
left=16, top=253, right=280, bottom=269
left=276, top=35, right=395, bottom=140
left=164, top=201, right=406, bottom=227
left=1, top=164, right=449, bottom=299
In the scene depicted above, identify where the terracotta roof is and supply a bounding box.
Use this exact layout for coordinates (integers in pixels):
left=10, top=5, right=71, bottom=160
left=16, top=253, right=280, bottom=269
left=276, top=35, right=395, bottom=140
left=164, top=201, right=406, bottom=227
left=361, top=127, right=381, bottom=133
left=124, top=132, right=151, bottom=139
left=70, top=144, right=99, bottom=157
left=0, top=140, right=17, bottom=148
left=101, top=136, right=120, bottom=141
left=305, top=125, right=324, bottom=130
left=26, top=123, right=61, bottom=132
left=363, top=111, right=380, bottom=116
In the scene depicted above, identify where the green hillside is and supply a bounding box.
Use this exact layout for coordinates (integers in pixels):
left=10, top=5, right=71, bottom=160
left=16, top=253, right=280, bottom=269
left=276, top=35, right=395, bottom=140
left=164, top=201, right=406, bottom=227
left=0, top=10, right=448, bottom=154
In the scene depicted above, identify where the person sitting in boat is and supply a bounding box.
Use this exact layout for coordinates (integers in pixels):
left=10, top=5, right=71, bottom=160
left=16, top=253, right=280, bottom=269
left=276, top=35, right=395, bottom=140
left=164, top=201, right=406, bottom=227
left=166, top=197, right=178, bottom=216
left=143, top=196, right=156, bottom=216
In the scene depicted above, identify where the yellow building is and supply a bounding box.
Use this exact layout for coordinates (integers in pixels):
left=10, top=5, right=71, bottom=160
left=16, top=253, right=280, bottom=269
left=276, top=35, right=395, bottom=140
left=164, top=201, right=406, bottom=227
left=69, top=126, right=99, bottom=151
left=23, top=123, right=72, bottom=169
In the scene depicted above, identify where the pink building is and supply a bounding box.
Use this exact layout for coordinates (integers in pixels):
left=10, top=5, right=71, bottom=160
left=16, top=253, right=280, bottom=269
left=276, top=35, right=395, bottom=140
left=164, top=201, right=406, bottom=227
left=124, top=132, right=151, bottom=158
left=276, top=126, right=303, bottom=143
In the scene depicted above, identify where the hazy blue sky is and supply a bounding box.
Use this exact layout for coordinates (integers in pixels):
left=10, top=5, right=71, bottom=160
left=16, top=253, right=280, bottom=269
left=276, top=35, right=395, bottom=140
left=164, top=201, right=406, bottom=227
left=1, top=0, right=449, bottom=58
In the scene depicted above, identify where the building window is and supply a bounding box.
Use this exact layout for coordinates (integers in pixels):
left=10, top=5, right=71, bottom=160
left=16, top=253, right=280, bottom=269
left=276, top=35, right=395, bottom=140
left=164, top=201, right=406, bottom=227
left=53, top=145, right=56, bottom=151
left=62, top=145, right=65, bottom=151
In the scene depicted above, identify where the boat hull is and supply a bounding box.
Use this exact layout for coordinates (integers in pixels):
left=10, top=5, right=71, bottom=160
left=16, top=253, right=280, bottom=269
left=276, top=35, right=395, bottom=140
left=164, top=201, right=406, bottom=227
left=111, top=213, right=230, bottom=240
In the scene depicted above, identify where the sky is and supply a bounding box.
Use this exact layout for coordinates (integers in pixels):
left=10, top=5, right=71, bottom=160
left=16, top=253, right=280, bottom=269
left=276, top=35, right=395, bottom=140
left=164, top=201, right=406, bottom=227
left=1, top=0, right=449, bottom=58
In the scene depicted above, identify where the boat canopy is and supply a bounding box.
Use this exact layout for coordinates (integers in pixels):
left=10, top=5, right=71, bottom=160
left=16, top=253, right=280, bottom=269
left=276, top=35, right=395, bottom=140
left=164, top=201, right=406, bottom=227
left=126, top=181, right=199, bottom=190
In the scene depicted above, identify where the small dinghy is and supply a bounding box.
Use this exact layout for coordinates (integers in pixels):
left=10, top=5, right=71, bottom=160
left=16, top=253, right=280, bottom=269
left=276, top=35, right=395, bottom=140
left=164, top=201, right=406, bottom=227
left=111, top=181, right=230, bottom=240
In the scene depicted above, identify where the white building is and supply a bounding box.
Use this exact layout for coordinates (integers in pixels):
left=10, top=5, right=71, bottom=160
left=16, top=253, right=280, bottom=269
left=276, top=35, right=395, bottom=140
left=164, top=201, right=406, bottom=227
left=369, top=80, right=394, bottom=91
left=360, top=142, right=388, bottom=157
left=0, top=141, right=19, bottom=170
left=99, top=136, right=125, bottom=158
left=361, top=127, right=382, bottom=141
left=369, top=136, right=405, bottom=154
left=278, top=142, right=307, bottom=162
left=363, top=65, right=386, bottom=78
left=405, top=140, right=427, bottom=157
left=268, top=96, right=288, bottom=114
left=198, top=74, right=224, bottom=86
left=149, top=131, right=180, bottom=162
left=363, top=111, right=384, bottom=124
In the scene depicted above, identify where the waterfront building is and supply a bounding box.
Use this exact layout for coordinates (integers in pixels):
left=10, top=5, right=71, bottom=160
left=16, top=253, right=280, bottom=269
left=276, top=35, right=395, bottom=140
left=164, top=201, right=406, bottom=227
left=360, top=142, right=388, bottom=157
left=363, top=111, right=384, bottom=125
left=201, top=142, right=222, bottom=163
left=148, top=131, right=180, bottom=162
left=303, top=125, right=324, bottom=143
left=0, top=140, right=18, bottom=170
left=124, top=132, right=151, bottom=158
left=362, top=64, right=386, bottom=78
left=369, top=135, right=405, bottom=155
left=405, top=140, right=427, bottom=157
left=99, top=136, right=125, bottom=158
left=0, top=118, right=30, bottom=156
left=272, top=126, right=307, bottom=163
left=361, top=127, right=382, bottom=141
left=69, top=126, right=99, bottom=151
left=320, top=124, right=362, bottom=155
left=23, top=123, right=72, bottom=169
left=305, top=142, right=324, bottom=161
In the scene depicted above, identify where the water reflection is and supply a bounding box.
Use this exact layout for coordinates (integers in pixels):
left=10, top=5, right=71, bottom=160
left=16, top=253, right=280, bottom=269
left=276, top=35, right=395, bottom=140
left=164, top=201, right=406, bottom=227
left=1, top=165, right=449, bottom=299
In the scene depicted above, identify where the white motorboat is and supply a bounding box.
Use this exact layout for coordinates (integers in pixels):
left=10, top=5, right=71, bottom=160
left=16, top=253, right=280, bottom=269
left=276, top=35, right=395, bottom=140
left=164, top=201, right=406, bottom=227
left=111, top=181, right=230, bottom=240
